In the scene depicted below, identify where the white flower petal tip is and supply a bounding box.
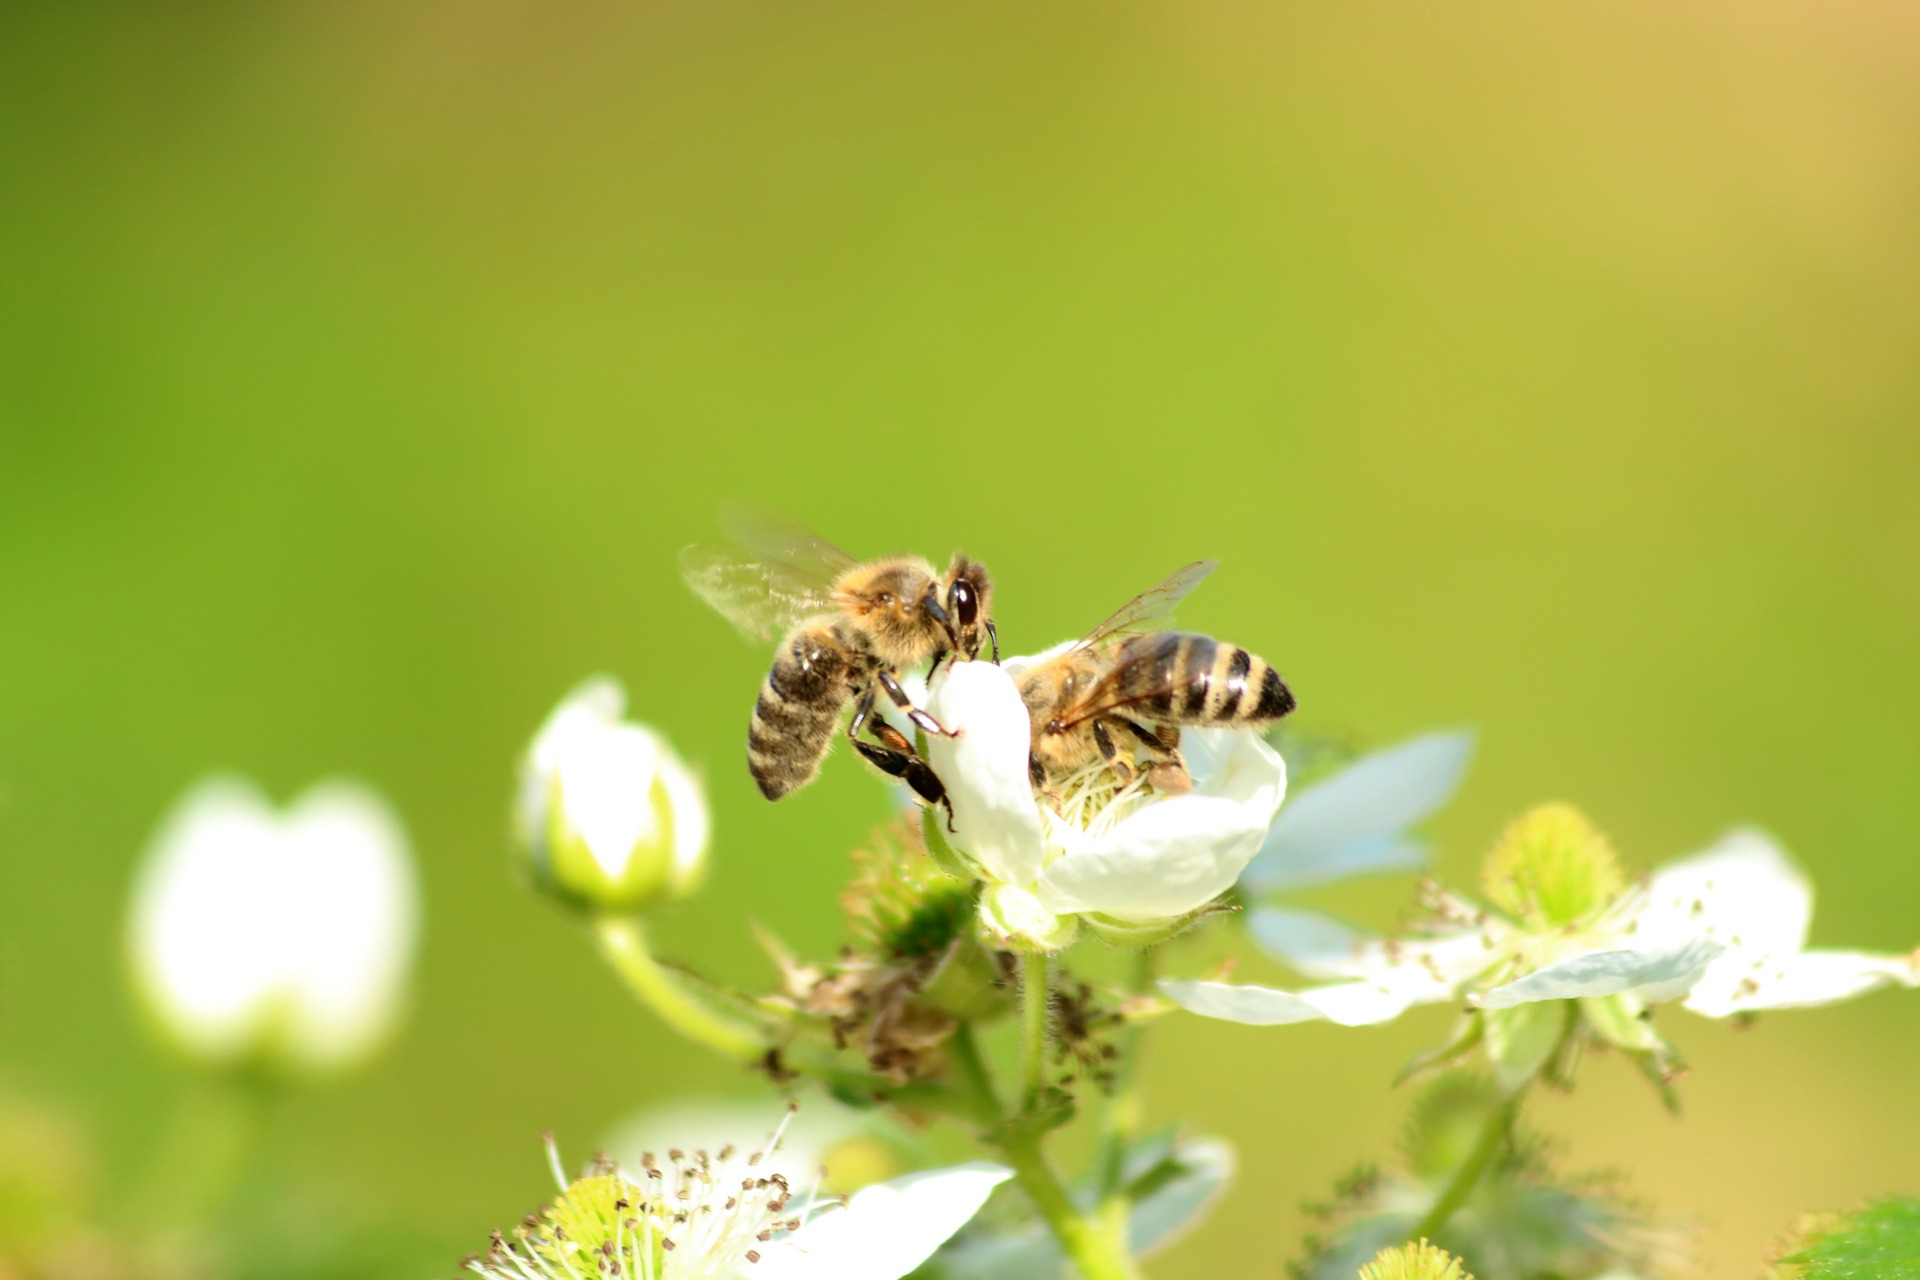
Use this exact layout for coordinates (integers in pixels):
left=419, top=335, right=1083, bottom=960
left=925, top=663, right=1046, bottom=888
left=128, top=775, right=419, bottom=1075
left=518, top=676, right=710, bottom=914
left=1158, top=977, right=1429, bottom=1028
left=754, top=1163, right=1014, bottom=1280
left=1683, top=947, right=1920, bottom=1017
left=1476, top=938, right=1726, bottom=1010
left=1241, top=729, right=1475, bottom=893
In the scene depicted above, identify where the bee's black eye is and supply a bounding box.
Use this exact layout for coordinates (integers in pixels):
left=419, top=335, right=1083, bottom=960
left=950, top=580, right=979, bottom=627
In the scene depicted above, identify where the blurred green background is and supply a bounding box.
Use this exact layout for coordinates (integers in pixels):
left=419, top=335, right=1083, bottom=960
left=3, top=2, right=1918, bottom=1276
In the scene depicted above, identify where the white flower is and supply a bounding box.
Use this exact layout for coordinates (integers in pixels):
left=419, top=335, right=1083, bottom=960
left=127, top=775, right=419, bottom=1075
left=471, top=1121, right=1009, bottom=1280
left=518, top=676, right=710, bottom=914
left=1165, top=820, right=1920, bottom=1030
left=922, top=660, right=1286, bottom=947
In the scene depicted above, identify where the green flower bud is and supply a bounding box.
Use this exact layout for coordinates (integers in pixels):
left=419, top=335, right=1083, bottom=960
left=1481, top=803, right=1625, bottom=929
left=516, top=678, right=709, bottom=916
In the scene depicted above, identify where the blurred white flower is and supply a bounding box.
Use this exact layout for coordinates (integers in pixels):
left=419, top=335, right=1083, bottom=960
left=1167, top=818, right=1920, bottom=1033
left=471, top=1121, right=1009, bottom=1280
left=127, top=775, right=418, bottom=1075
left=923, top=661, right=1286, bottom=949
left=517, top=676, right=710, bottom=914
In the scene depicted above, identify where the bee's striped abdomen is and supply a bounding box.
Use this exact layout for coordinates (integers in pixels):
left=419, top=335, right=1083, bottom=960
left=749, top=620, right=858, bottom=799
left=1114, top=631, right=1295, bottom=727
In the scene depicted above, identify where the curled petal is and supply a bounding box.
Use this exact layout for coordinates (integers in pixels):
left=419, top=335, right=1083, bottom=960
left=924, top=663, right=1046, bottom=889
left=1684, top=947, right=1920, bottom=1017
left=755, top=1162, right=1013, bottom=1280
left=1036, top=731, right=1286, bottom=923
left=1477, top=937, right=1725, bottom=1010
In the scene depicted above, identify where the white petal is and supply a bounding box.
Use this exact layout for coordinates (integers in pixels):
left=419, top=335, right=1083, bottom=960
left=1036, top=731, right=1285, bottom=922
left=128, top=777, right=287, bottom=1060
left=277, top=782, right=419, bottom=1068
left=1159, top=975, right=1445, bottom=1027
left=127, top=775, right=418, bottom=1072
left=556, top=723, right=667, bottom=879
left=924, top=663, right=1045, bottom=888
left=1248, top=906, right=1502, bottom=990
left=603, top=1098, right=859, bottom=1187
left=1636, top=829, right=1811, bottom=956
left=1241, top=730, right=1475, bottom=892
left=1683, top=947, right=1920, bottom=1017
left=1478, top=937, right=1724, bottom=1010
left=518, top=676, right=627, bottom=842
left=752, top=1163, right=1012, bottom=1280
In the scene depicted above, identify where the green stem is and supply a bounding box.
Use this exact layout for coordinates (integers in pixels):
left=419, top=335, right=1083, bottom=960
left=593, top=915, right=765, bottom=1062
left=1096, top=949, right=1154, bottom=1245
left=1001, top=1133, right=1145, bottom=1280
left=949, top=1021, right=1002, bottom=1116
left=130, top=1076, right=271, bottom=1240
left=1020, top=951, right=1051, bottom=1108
left=1406, top=1089, right=1519, bottom=1243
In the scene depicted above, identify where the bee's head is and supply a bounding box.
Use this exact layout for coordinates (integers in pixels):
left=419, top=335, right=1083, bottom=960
left=940, top=554, right=996, bottom=661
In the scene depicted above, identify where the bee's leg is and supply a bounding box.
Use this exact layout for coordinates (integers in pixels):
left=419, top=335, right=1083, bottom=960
left=985, top=619, right=1000, bottom=665
left=1118, top=717, right=1190, bottom=794
left=877, top=669, right=957, bottom=738
left=848, top=689, right=955, bottom=827
left=1093, top=720, right=1135, bottom=785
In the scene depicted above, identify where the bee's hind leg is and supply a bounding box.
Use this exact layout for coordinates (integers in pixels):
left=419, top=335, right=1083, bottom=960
left=1119, top=717, right=1190, bottom=794
left=849, top=691, right=955, bottom=828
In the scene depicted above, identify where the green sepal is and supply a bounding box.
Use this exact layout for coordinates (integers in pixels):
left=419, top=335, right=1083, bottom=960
left=985, top=1086, right=1076, bottom=1145
left=1484, top=1001, right=1563, bottom=1093
left=918, top=937, right=1013, bottom=1023
left=1395, top=1013, right=1485, bottom=1087
left=1082, top=903, right=1230, bottom=950
left=1780, top=1197, right=1920, bottom=1279
left=921, top=804, right=979, bottom=881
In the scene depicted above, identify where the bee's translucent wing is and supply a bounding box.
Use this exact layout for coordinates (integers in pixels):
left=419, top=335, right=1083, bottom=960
left=1049, top=639, right=1194, bottom=730
left=678, top=544, right=839, bottom=643
left=1239, top=730, right=1477, bottom=893
left=1074, top=560, right=1218, bottom=652
left=719, top=504, right=861, bottom=582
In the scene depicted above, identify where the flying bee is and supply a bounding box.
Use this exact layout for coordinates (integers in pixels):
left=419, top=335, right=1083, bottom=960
left=679, top=507, right=996, bottom=809
left=1017, top=561, right=1296, bottom=794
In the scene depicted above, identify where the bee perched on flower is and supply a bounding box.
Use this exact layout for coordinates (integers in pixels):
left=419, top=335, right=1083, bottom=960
left=467, top=1117, right=1009, bottom=1280
left=917, top=563, right=1294, bottom=952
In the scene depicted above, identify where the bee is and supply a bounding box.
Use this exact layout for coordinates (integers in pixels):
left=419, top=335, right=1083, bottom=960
left=1017, top=561, right=1296, bottom=794
left=680, top=507, right=996, bottom=808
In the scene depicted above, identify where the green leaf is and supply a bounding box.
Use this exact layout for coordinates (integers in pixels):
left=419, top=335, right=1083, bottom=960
left=1787, top=1198, right=1920, bottom=1279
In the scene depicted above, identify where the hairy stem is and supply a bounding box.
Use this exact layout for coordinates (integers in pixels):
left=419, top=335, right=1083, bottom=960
left=1020, top=951, right=1051, bottom=1108
left=1406, top=1088, right=1519, bottom=1243
left=1097, top=948, right=1155, bottom=1247
left=1001, top=1132, right=1146, bottom=1280
left=593, top=915, right=766, bottom=1062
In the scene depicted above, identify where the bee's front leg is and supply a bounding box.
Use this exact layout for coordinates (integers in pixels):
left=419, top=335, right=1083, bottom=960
left=877, top=669, right=958, bottom=738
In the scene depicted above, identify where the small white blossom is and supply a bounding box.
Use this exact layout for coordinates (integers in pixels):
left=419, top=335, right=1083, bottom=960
left=1166, top=822, right=1920, bottom=1030
left=470, top=1120, right=1009, bottom=1280
left=518, top=676, right=710, bottom=914
left=923, top=660, right=1286, bottom=948
left=127, top=775, right=419, bottom=1074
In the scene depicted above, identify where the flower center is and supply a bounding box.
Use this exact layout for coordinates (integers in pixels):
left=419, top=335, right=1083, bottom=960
left=1481, top=803, right=1626, bottom=929
left=471, top=1133, right=813, bottom=1280
left=1043, top=757, right=1154, bottom=842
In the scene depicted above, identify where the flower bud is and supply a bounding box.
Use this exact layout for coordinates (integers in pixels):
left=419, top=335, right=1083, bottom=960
left=127, top=776, right=419, bottom=1077
left=517, top=677, right=709, bottom=915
